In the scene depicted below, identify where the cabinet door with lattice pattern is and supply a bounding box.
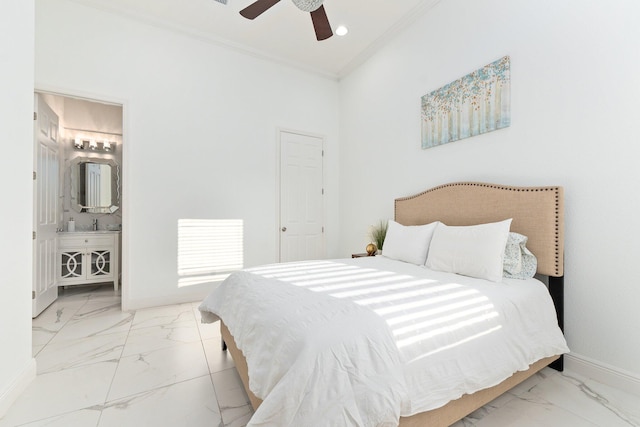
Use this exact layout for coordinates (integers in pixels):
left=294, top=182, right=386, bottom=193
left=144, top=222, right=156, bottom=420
left=88, top=248, right=113, bottom=280
left=60, top=251, right=84, bottom=281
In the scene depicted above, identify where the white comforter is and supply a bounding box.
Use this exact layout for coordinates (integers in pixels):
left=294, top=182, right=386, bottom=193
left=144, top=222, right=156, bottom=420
left=199, top=257, right=569, bottom=426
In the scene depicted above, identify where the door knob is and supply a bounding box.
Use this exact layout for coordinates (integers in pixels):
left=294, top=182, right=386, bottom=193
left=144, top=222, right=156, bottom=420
left=281, top=227, right=287, bottom=232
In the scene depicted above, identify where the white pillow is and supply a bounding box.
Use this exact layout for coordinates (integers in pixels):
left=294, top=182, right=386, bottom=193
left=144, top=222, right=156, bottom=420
left=425, top=219, right=512, bottom=282
left=382, top=220, right=440, bottom=266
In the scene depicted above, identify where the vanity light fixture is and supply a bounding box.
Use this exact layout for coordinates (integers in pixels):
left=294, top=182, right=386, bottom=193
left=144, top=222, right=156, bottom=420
left=72, top=137, right=116, bottom=153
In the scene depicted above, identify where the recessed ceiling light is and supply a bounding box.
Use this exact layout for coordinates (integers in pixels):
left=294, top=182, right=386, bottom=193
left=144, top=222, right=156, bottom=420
left=336, top=26, right=348, bottom=36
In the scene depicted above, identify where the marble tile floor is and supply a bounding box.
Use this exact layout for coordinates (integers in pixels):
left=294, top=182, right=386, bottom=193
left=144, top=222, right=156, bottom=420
left=1, top=284, right=638, bottom=426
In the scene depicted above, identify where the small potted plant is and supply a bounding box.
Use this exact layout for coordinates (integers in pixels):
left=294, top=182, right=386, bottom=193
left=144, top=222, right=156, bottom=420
left=368, top=220, right=388, bottom=255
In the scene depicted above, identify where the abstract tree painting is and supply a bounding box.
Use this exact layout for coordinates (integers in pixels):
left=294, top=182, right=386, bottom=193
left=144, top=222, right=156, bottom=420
left=421, top=56, right=511, bottom=149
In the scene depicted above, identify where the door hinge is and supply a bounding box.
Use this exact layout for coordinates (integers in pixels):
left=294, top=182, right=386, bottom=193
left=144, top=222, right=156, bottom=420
left=33, top=171, right=36, bottom=180
left=322, top=188, right=324, bottom=195
left=322, top=150, right=324, bottom=157
left=32, top=231, right=36, bottom=240
left=32, top=291, right=36, bottom=300
left=33, top=112, right=37, bottom=121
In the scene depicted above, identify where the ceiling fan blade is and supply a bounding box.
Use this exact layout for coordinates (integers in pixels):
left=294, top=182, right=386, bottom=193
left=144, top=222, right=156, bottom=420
left=240, top=0, right=281, bottom=20
left=310, top=5, right=333, bottom=41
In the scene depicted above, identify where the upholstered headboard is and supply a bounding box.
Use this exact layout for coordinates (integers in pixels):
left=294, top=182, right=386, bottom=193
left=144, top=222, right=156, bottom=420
left=394, top=182, right=564, bottom=277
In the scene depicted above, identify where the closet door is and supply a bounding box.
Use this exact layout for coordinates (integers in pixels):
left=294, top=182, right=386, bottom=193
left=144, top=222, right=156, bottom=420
left=33, top=93, right=59, bottom=317
left=279, top=130, right=325, bottom=262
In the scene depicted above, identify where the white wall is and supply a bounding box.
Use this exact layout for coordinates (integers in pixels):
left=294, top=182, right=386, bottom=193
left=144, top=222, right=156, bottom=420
left=339, top=0, right=640, bottom=381
left=0, top=0, right=36, bottom=417
left=35, top=0, right=340, bottom=310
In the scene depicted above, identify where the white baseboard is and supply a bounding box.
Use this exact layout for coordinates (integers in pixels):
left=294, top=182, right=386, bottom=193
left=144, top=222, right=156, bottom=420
left=565, top=353, right=640, bottom=398
left=0, top=358, right=36, bottom=419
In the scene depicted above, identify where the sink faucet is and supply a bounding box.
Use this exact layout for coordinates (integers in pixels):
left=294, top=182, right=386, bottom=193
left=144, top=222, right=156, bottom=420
left=93, top=218, right=98, bottom=231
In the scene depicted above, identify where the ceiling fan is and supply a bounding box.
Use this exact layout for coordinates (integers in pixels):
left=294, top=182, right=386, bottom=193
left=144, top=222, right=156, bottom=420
left=240, top=0, right=333, bottom=41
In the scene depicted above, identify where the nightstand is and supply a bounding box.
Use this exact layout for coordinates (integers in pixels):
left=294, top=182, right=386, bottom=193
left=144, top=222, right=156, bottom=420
left=352, top=253, right=375, bottom=258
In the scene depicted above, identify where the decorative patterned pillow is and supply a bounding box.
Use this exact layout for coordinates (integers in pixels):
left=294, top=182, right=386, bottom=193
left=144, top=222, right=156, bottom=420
left=503, top=232, right=537, bottom=279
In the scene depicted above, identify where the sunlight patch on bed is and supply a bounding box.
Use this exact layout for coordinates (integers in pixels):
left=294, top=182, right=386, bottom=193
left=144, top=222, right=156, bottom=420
left=250, top=262, right=428, bottom=297
left=177, top=219, right=243, bottom=287
left=396, top=311, right=500, bottom=348
left=392, top=303, right=495, bottom=336
left=407, top=325, right=503, bottom=363
left=249, top=262, right=357, bottom=276
left=327, top=277, right=435, bottom=298
left=293, top=267, right=507, bottom=365
left=385, top=296, right=491, bottom=326
left=356, top=284, right=468, bottom=307
left=272, top=267, right=378, bottom=283
left=247, top=260, right=507, bottom=365
left=369, top=288, right=478, bottom=315
left=284, top=270, right=394, bottom=287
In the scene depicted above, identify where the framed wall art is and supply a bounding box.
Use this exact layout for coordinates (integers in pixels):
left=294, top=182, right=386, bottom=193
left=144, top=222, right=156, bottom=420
left=421, top=56, right=511, bottom=149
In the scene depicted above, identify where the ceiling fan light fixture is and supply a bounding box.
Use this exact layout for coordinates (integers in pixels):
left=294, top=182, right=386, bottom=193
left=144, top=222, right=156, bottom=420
left=291, top=0, right=323, bottom=12
left=241, top=0, right=332, bottom=41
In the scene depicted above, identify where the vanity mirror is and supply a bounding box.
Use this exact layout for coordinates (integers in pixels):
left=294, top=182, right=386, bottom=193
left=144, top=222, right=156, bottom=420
left=70, top=157, right=120, bottom=214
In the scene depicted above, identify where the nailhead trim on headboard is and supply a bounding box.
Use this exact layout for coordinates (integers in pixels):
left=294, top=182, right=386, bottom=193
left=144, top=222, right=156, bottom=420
left=394, top=182, right=564, bottom=277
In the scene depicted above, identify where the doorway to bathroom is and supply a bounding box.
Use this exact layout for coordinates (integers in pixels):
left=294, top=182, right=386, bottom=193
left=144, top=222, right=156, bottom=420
left=32, top=91, right=124, bottom=317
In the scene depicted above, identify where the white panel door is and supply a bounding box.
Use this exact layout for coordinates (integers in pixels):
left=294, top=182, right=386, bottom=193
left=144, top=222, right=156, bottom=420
left=33, top=94, right=59, bottom=317
left=279, top=131, right=324, bottom=262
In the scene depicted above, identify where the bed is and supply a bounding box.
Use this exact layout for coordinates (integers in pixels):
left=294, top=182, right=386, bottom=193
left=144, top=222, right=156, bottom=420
left=199, top=182, right=568, bottom=426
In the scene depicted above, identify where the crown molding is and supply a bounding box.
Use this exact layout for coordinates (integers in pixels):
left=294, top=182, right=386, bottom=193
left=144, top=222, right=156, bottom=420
left=64, top=0, right=340, bottom=81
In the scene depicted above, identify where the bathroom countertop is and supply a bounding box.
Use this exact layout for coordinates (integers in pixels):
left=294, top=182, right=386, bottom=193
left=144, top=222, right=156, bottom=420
left=57, top=230, right=121, bottom=234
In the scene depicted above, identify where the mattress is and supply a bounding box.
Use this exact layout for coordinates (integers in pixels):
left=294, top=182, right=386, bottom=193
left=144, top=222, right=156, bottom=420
left=199, top=256, right=568, bottom=426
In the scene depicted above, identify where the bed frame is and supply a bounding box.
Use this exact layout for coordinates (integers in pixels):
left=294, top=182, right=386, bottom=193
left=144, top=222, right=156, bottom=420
left=220, top=182, right=565, bottom=426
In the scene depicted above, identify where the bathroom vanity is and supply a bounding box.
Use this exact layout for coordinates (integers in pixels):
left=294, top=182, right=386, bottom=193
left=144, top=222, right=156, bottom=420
left=57, top=231, right=120, bottom=291
left=55, top=154, right=122, bottom=291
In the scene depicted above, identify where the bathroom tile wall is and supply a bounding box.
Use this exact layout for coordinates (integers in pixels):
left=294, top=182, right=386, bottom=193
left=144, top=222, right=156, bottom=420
left=40, top=93, right=123, bottom=232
